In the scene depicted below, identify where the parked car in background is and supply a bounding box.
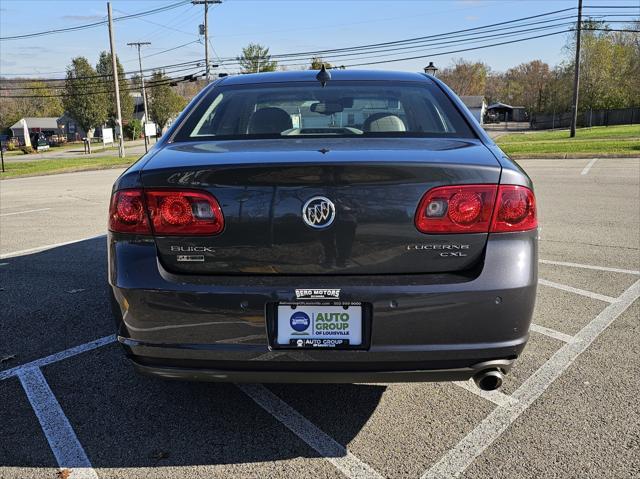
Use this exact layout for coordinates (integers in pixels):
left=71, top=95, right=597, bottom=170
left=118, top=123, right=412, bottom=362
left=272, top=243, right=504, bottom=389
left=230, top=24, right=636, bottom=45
left=108, top=70, right=538, bottom=391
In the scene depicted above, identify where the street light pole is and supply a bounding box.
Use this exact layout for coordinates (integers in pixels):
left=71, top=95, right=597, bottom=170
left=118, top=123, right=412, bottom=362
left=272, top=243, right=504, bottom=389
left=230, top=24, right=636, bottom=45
left=127, top=42, right=151, bottom=153
left=569, top=0, right=583, bottom=138
left=107, top=2, right=125, bottom=158
left=192, top=0, right=222, bottom=82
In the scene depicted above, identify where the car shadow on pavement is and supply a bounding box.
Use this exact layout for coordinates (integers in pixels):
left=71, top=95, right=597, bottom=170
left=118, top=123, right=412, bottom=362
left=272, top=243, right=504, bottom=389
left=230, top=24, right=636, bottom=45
left=0, top=238, right=386, bottom=470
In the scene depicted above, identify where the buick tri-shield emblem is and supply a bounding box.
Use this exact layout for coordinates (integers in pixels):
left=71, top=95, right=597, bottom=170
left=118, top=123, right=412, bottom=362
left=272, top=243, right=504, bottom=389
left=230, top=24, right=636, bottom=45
left=302, top=196, right=336, bottom=229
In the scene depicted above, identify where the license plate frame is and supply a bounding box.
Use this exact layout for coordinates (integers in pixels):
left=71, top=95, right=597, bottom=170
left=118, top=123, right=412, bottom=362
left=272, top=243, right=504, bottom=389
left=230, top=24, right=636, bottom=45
left=267, top=301, right=371, bottom=350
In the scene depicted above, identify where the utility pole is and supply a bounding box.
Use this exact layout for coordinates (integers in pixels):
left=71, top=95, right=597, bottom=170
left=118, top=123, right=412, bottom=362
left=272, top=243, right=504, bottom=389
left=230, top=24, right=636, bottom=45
left=569, top=0, right=583, bottom=138
left=107, top=2, right=125, bottom=158
left=127, top=42, right=151, bottom=153
left=192, top=0, right=222, bottom=82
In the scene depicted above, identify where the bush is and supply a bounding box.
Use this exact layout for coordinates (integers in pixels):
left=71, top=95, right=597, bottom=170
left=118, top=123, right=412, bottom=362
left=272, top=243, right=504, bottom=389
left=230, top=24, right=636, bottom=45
left=124, top=119, right=142, bottom=140
left=21, top=145, right=34, bottom=154
left=6, top=142, right=17, bottom=151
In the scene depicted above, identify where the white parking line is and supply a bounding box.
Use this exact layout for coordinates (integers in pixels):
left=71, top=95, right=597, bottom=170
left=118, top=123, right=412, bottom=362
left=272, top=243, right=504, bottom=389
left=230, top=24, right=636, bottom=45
left=453, top=380, right=519, bottom=408
left=0, top=335, right=116, bottom=381
left=238, top=383, right=384, bottom=479
left=18, top=368, right=98, bottom=479
left=529, top=323, right=574, bottom=343
left=539, top=259, right=640, bottom=276
left=538, top=278, right=617, bottom=303
left=581, top=158, right=598, bottom=175
left=0, top=234, right=106, bottom=259
left=423, top=279, right=639, bottom=479
left=0, top=208, right=51, bottom=217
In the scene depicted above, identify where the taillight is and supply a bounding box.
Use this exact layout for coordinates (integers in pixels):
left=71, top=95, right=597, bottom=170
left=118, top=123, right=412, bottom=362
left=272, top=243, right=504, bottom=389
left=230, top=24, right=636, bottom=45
left=490, top=185, right=537, bottom=232
left=108, top=188, right=224, bottom=235
left=415, top=184, right=537, bottom=234
left=415, top=184, right=497, bottom=233
left=145, top=190, right=224, bottom=235
left=109, top=189, right=151, bottom=234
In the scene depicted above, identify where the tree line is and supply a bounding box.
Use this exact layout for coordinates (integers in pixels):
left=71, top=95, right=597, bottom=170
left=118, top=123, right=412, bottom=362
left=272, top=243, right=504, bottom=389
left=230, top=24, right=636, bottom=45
left=2, top=20, right=637, bottom=135
left=437, top=21, right=639, bottom=114
left=0, top=52, right=188, bottom=137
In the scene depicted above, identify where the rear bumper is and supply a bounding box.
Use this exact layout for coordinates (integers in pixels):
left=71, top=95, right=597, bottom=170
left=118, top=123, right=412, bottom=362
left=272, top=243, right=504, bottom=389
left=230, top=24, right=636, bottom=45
left=108, top=230, right=537, bottom=382
left=129, top=357, right=515, bottom=383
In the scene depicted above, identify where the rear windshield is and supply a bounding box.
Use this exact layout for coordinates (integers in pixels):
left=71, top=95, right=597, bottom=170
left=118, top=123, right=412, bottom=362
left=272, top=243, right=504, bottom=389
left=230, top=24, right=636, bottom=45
left=174, top=80, right=476, bottom=141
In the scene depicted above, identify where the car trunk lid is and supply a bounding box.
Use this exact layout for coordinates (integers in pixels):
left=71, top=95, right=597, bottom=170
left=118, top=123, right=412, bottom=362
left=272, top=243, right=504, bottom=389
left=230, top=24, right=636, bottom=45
left=140, top=137, right=501, bottom=275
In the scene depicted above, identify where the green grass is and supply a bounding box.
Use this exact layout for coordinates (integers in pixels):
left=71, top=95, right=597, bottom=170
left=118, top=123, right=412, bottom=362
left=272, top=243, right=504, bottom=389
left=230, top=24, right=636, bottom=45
left=0, top=156, right=138, bottom=179
left=496, top=124, right=640, bottom=157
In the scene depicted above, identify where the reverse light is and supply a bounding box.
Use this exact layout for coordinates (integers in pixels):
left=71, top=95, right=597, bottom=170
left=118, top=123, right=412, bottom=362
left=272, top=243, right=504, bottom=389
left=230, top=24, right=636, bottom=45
left=415, top=184, right=537, bottom=234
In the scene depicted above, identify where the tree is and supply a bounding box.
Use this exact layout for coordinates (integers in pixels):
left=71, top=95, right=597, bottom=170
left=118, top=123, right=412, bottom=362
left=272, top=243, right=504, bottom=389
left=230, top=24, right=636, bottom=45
left=310, top=57, right=332, bottom=70
left=236, top=43, right=277, bottom=73
left=563, top=20, right=640, bottom=111
left=96, top=51, right=134, bottom=123
left=0, top=81, right=63, bottom=132
left=26, top=81, right=64, bottom=117
left=437, top=58, right=488, bottom=96
left=62, top=57, right=108, bottom=136
left=147, top=71, right=187, bottom=131
left=504, top=60, right=552, bottom=113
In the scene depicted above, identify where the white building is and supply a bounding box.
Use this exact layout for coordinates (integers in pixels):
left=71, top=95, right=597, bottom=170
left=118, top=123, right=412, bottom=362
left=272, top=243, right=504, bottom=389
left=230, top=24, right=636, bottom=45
left=460, top=96, right=487, bottom=125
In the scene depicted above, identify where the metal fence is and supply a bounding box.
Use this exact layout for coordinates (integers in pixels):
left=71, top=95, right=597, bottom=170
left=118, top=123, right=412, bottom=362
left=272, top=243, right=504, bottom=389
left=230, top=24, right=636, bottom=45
left=531, top=107, right=640, bottom=130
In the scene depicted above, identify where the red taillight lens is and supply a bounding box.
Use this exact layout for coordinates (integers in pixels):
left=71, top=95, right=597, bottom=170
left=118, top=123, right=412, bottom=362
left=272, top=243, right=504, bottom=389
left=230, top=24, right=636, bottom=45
left=415, top=184, right=537, bottom=234
left=109, top=189, right=151, bottom=234
left=415, top=184, right=497, bottom=233
left=145, top=190, right=224, bottom=235
left=491, top=185, right=537, bottom=232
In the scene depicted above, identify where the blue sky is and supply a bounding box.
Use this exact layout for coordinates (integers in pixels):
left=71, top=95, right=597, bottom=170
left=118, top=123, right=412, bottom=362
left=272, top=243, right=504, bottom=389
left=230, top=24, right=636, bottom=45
left=1, top=0, right=638, bottom=78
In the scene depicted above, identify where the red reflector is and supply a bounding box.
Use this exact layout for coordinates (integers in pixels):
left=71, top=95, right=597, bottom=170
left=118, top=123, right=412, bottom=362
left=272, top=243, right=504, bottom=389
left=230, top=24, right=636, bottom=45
left=415, top=184, right=497, bottom=233
left=448, top=192, right=482, bottom=225
left=109, top=189, right=151, bottom=234
left=145, top=190, right=224, bottom=235
left=491, top=185, right=537, bottom=232
left=160, top=195, right=193, bottom=226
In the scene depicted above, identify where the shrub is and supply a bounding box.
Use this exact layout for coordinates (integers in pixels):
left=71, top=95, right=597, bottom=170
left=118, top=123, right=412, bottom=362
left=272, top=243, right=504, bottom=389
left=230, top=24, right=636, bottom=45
left=124, top=119, right=142, bottom=140
left=21, top=145, right=34, bottom=154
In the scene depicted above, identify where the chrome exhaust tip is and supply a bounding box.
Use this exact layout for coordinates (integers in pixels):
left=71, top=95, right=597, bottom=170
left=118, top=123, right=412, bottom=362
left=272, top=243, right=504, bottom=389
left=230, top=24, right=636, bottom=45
left=473, top=369, right=504, bottom=391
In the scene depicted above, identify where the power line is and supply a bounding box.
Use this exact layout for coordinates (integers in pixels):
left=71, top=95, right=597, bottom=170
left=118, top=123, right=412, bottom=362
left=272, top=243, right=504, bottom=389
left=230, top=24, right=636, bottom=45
left=342, top=30, right=571, bottom=69
left=218, top=19, right=577, bottom=68
left=0, top=1, right=191, bottom=41
left=219, top=16, right=630, bottom=68
left=0, top=65, right=205, bottom=91
left=0, top=72, right=205, bottom=99
left=246, top=7, right=577, bottom=60
left=1, top=60, right=205, bottom=85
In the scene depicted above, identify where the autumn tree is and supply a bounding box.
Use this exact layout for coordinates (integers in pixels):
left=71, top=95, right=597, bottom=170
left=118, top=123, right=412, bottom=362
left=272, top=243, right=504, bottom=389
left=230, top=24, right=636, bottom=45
left=147, top=71, right=187, bottom=131
left=236, top=43, right=277, bottom=73
left=437, top=59, right=488, bottom=96
left=96, top=51, right=134, bottom=123
left=63, top=57, right=108, bottom=136
left=504, top=60, right=552, bottom=113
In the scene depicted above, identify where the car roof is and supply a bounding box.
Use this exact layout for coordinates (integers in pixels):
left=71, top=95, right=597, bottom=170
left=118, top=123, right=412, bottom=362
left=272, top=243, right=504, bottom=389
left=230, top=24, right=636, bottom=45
left=217, top=69, right=432, bottom=86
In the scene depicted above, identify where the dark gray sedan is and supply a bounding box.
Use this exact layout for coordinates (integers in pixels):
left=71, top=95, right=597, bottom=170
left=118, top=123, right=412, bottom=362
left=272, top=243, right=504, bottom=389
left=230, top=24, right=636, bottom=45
left=108, top=69, right=537, bottom=391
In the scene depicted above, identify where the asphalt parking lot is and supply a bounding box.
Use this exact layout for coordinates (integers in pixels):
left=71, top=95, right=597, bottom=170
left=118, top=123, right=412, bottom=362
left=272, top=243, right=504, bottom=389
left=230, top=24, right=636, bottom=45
left=1, top=157, right=639, bottom=479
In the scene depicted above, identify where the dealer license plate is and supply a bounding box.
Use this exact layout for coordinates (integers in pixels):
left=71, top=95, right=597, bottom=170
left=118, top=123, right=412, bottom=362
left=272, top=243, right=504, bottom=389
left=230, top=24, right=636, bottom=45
left=276, top=303, right=363, bottom=348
